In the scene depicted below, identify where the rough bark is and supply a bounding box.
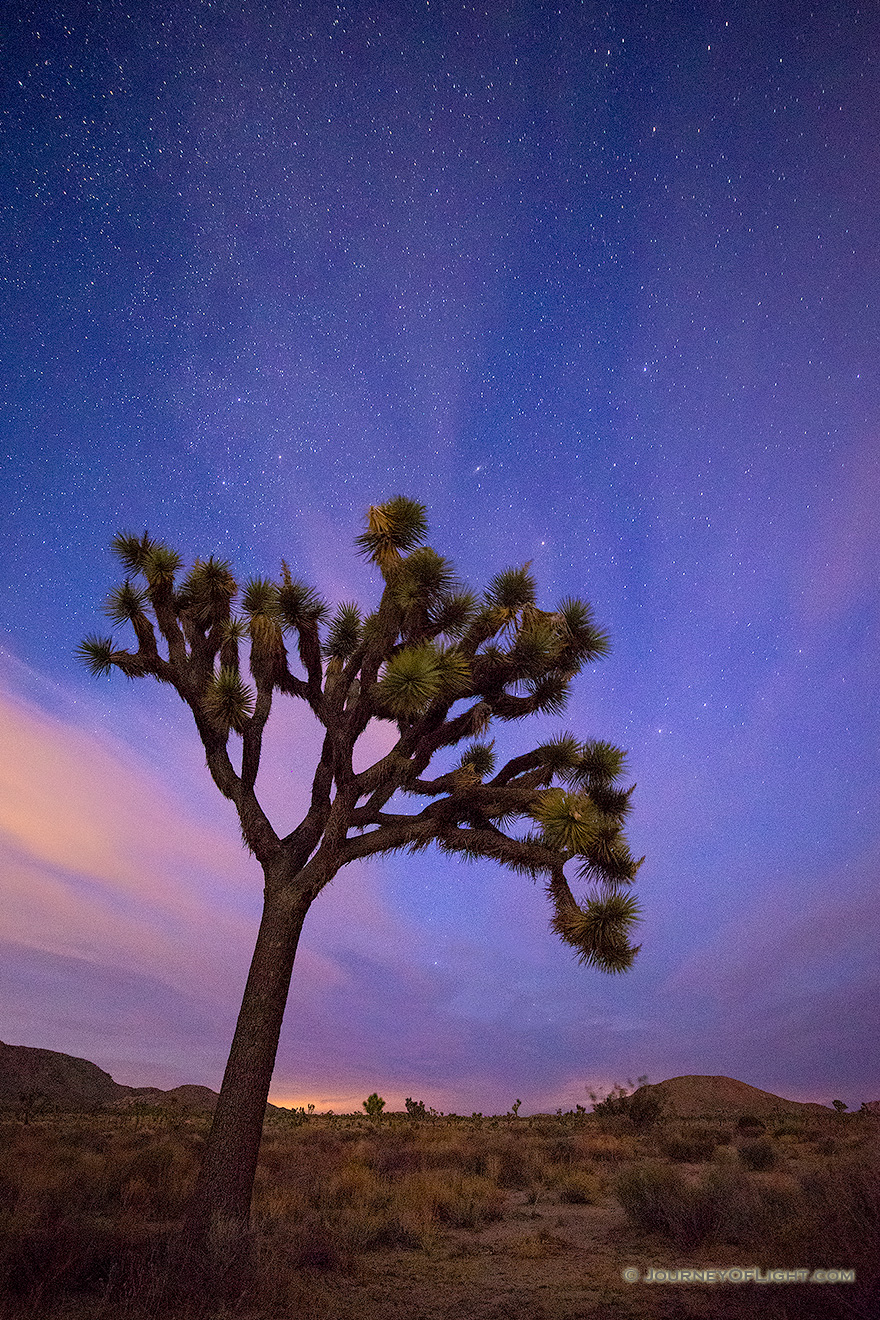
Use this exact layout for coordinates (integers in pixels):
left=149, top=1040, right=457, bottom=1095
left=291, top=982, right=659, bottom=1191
left=183, top=879, right=309, bottom=1245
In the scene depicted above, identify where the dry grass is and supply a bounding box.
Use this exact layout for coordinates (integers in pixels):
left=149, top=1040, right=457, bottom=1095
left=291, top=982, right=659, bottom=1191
left=0, top=1107, right=876, bottom=1319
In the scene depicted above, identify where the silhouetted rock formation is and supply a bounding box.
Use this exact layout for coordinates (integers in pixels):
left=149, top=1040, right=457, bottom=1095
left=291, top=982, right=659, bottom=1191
left=0, top=1041, right=221, bottom=1113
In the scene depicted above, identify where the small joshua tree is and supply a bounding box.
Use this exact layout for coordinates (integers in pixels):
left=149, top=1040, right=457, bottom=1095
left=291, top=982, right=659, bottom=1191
left=79, top=496, right=643, bottom=1244
left=363, top=1092, right=386, bottom=1121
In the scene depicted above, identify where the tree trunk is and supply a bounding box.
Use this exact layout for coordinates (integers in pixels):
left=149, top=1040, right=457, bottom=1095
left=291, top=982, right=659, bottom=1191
left=183, top=879, right=309, bottom=1246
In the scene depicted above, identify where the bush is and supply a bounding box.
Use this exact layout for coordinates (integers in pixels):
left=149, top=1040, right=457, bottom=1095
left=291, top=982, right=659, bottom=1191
left=554, top=1171, right=601, bottom=1204
left=738, top=1136, right=781, bottom=1170
left=627, top=1087, right=664, bottom=1129
left=576, top=1132, right=632, bottom=1162
left=615, top=1161, right=688, bottom=1237
left=660, top=1125, right=731, bottom=1162
left=616, top=1161, right=778, bottom=1249
left=590, top=1078, right=663, bottom=1130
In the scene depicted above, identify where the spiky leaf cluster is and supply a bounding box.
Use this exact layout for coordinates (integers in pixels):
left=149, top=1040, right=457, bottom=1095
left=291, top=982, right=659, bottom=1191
left=507, top=622, right=562, bottom=679
left=277, top=575, right=326, bottom=630
left=433, top=646, right=471, bottom=699
left=242, top=577, right=279, bottom=619
left=428, top=590, right=478, bottom=639
left=177, top=558, right=237, bottom=627
left=356, top=497, right=428, bottom=572
left=104, top=582, right=150, bottom=625
left=377, top=644, right=444, bottom=717
left=535, top=734, right=583, bottom=775
left=110, top=532, right=181, bottom=592
left=577, top=832, right=643, bottom=885
left=576, top=740, right=629, bottom=787
left=484, top=564, right=537, bottom=631
left=557, top=597, right=611, bottom=663
left=242, top=577, right=283, bottom=646
left=532, top=788, right=603, bottom=853
left=203, top=667, right=255, bottom=733
left=76, top=634, right=116, bottom=677
left=323, top=603, right=363, bottom=661
left=586, top=782, right=634, bottom=821
left=144, top=544, right=182, bottom=588
left=110, top=532, right=154, bottom=575
left=458, top=740, right=496, bottom=779
left=392, top=547, right=457, bottom=605
left=219, top=617, right=247, bottom=670
left=522, top=672, right=570, bottom=716
left=551, top=892, right=641, bottom=973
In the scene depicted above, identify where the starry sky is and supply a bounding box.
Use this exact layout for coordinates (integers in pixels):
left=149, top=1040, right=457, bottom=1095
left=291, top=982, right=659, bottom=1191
left=2, top=0, right=878, bottom=1114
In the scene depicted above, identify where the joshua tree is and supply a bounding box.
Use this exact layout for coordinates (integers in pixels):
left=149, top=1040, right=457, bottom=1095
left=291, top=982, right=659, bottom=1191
left=79, top=497, right=643, bottom=1244
left=362, top=1092, right=386, bottom=1121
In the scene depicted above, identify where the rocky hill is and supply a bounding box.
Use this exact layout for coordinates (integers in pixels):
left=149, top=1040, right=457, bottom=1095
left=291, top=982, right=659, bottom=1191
left=0, top=1041, right=221, bottom=1113
left=633, top=1074, right=833, bottom=1118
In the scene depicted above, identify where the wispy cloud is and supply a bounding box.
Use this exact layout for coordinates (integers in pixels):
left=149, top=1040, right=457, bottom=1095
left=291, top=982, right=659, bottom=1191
left=797, top=432, right=880, bottom=629
left=0, top=655, right=417, bottom=1090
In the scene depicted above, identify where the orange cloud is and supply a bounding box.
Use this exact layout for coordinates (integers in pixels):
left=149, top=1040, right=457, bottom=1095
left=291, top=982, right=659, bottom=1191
left=0, top=662, right=412, bottom=1009
left=0, top=685, right=238, bottom=904
left=0, top=681, right=258, bottom=994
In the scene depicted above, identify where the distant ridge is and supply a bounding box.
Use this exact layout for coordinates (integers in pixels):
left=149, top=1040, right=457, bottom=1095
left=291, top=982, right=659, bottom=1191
left=633, top=1074, right=833, bottom=1118
left=0, top=1041, right=222, bottom=1113
left=1, top=1045, right=866, bottom=1118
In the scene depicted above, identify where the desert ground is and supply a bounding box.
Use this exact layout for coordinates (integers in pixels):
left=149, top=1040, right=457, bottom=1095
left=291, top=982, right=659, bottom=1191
left=0, top=1075, right=876, bottom=1320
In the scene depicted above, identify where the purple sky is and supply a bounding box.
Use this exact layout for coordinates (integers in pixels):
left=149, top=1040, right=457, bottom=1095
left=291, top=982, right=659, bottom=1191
left=1, top=0, right=878, bottom=1113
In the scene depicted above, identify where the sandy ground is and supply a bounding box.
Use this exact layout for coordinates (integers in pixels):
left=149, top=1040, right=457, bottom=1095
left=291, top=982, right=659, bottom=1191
left=309, top=1187, right=835, bottom=1320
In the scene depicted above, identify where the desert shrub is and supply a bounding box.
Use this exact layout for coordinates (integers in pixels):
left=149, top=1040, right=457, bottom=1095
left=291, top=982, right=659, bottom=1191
left=418, top=1135, right=471, bottom=1174
left=615, top=1160, right=687, bottom=1236
left=362, top=1133, right=425, bottom=1178
left=798, top=1156, right=880, bottom=1254
left=769, top=1157, right=880, bottom=1320
left=510, top=1226, right=571, bottom=1257
left=694, top=1164, right=775, bottom=1245
left=101, top=1134, right=200, bottom=1216
left=660, top=1124, right=731, bottom=1162
left=590, top=1083, right=633, bottom=1119
left=590, top=1079, right=663, bottom=1131
left=738, top=1136, right=781, bottom=1170
left=554, top=1170, right=602, bottom=1204
left=0, top=1211, right=171, bottom=1309
left=255, top=1139, right=505, bottom=1257
left=616, top=1161, right=779, bottom=1249
left=627, top=1088, right=664, bottom=1129
left=576, top=1132, right=632, bottom=1162
left=736, top=1113, right=766, bottom=1134
left=483, top=1137, right=534, bottom=1188
left=281, top=1211, right=354, bottom=1271
left=546, top=1136, right=577, bottom=1165
left=413, top=1169, right=504, bottom=1229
